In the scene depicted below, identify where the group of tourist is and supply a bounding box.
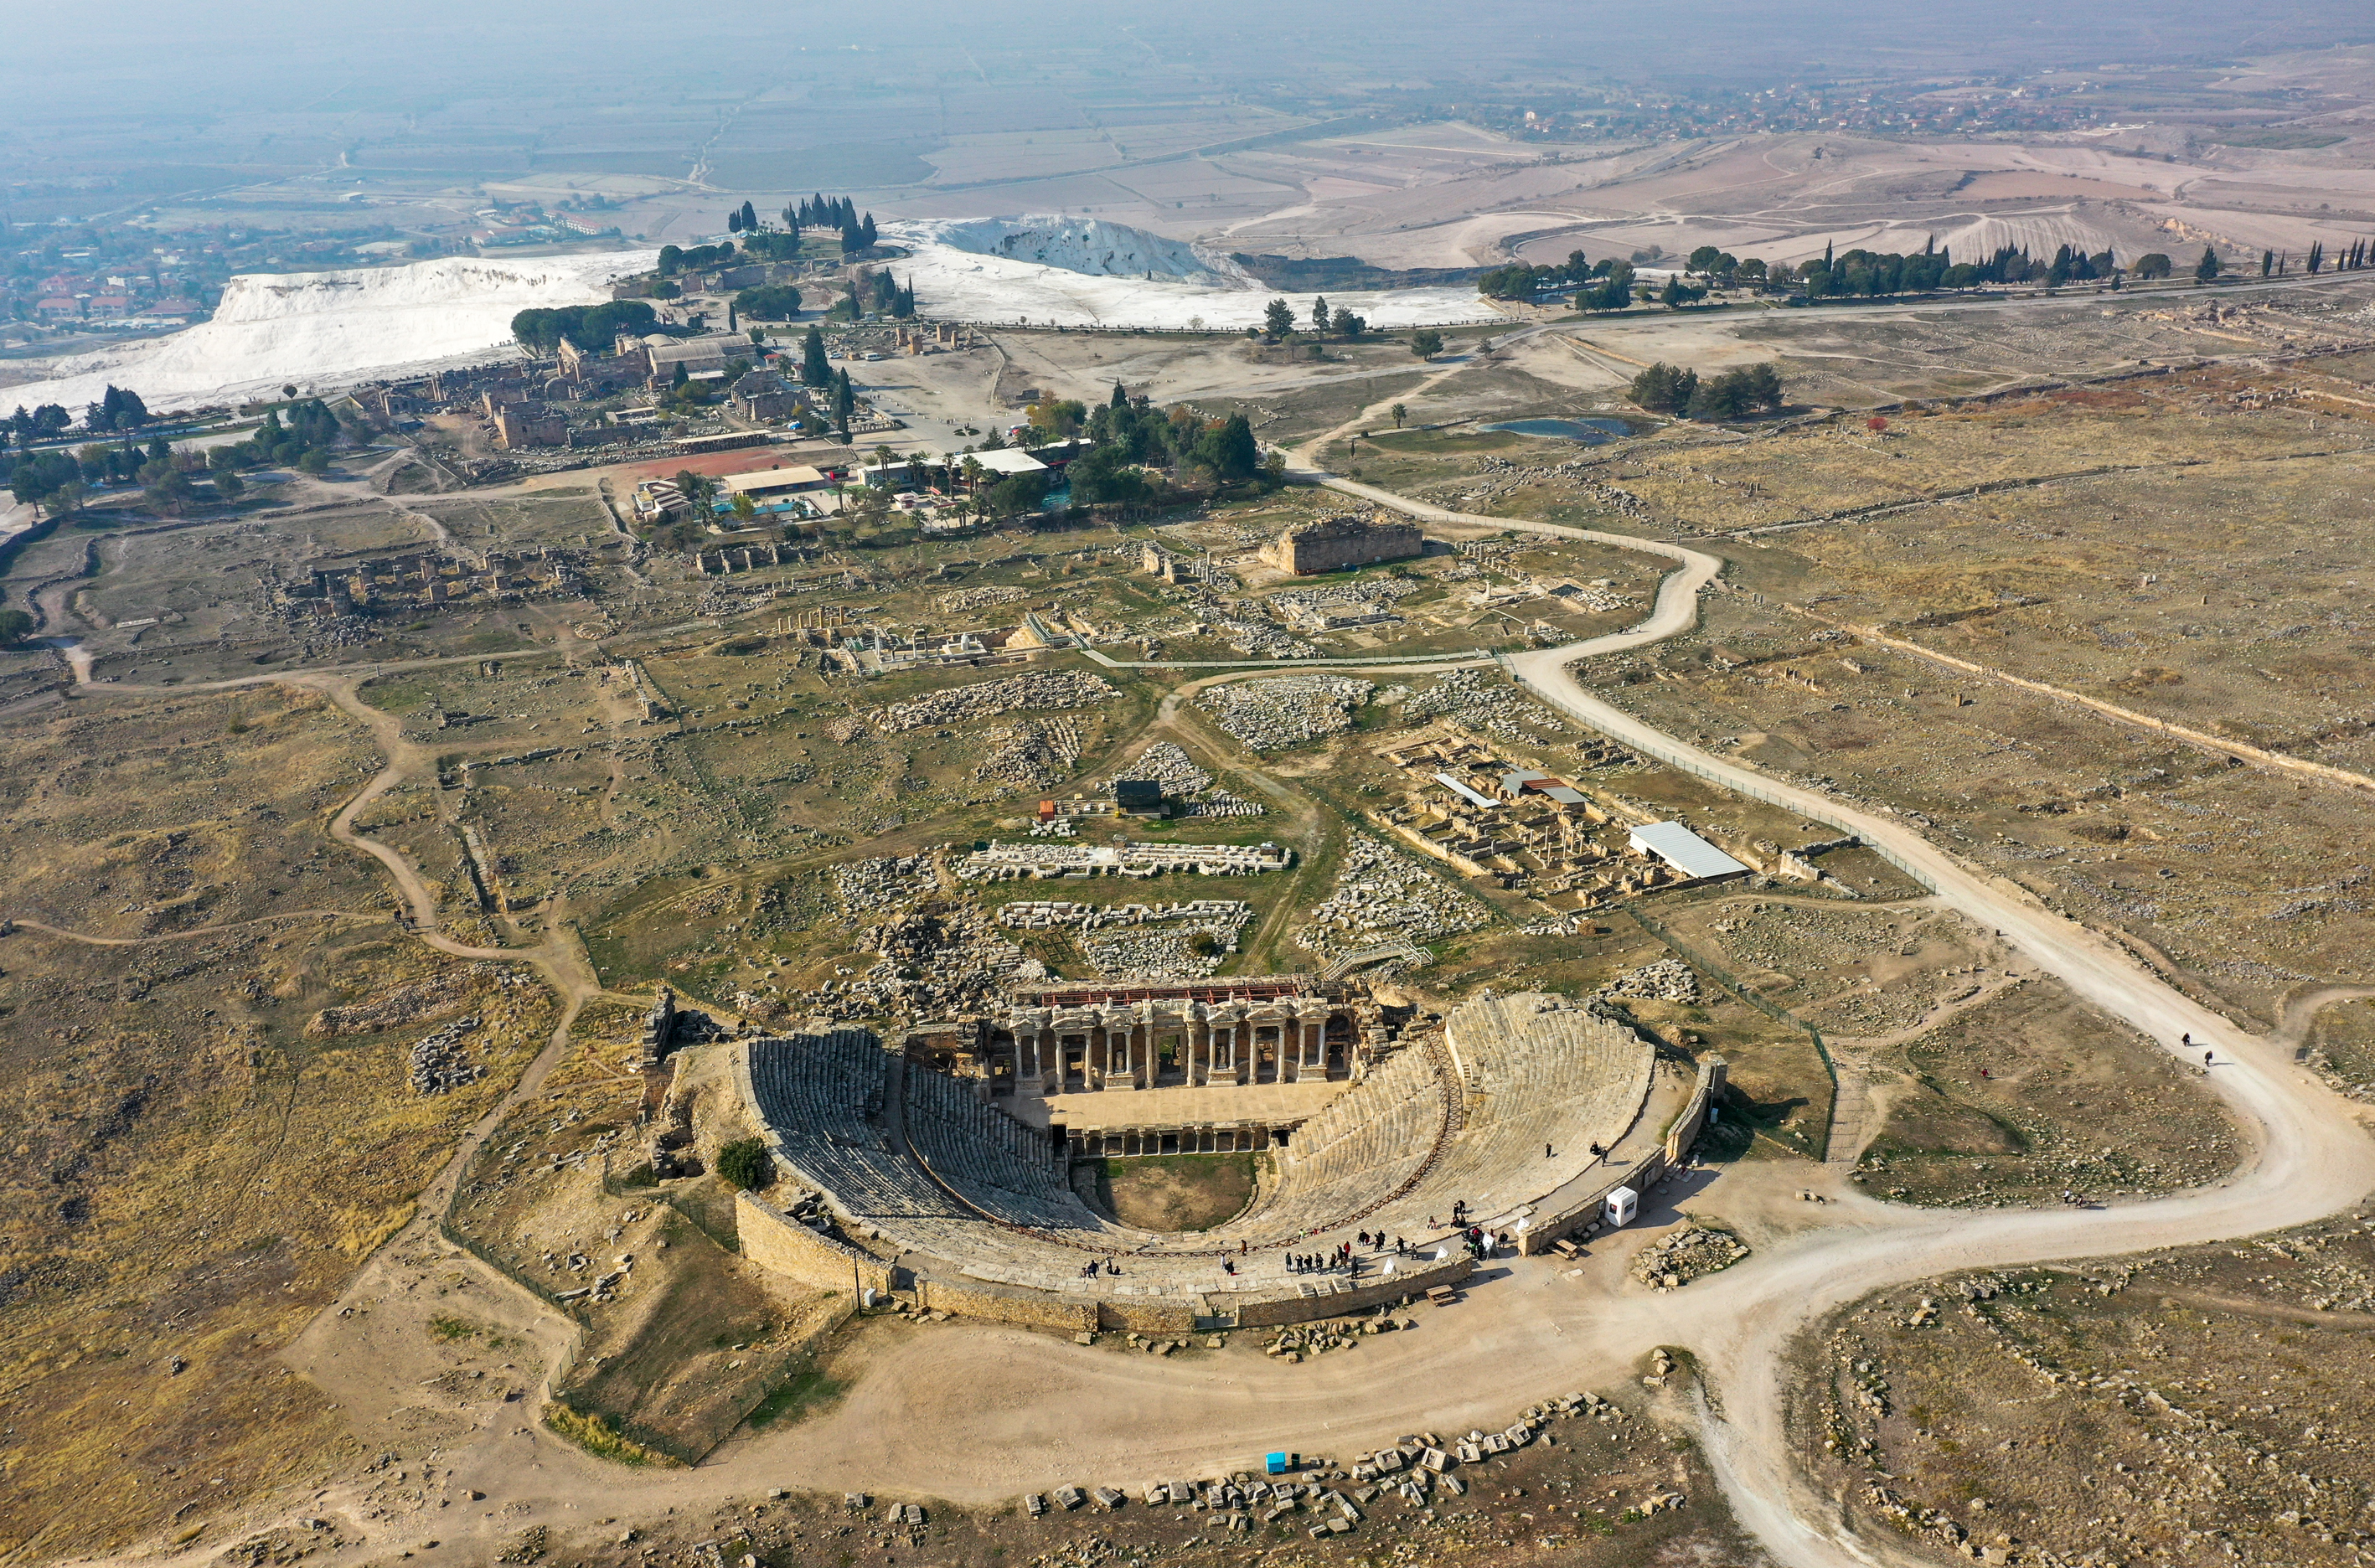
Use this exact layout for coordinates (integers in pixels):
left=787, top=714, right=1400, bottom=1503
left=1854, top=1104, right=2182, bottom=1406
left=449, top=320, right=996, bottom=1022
left=1459, top=1225, right=1505, bottom=1260
left=1287, top=1244, right=1355, bottom=1275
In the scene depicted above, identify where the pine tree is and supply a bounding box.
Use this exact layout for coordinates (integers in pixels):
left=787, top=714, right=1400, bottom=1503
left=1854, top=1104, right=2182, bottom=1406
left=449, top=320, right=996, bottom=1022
left=741, top=200, right=757, bottom=231
left=860, top=213, right=878, bottom=250
left=1311, top=295, right=1329, bottom=337
left=1111, top=380, right=1128, bottom=410
left=727, top=209, right=743, bottom=233
left=801, top=326, right=829, bottom=388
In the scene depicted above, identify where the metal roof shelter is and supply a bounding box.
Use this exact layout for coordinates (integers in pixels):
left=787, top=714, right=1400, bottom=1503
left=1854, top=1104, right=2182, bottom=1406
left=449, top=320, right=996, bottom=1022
left=1112, top=779, right=1165, bottom=815
left=720, top=464, right=828, bottom=497
left=1434, top=772, right=1500, bottom=810
left=1629, top=821, right=1751, bottom=881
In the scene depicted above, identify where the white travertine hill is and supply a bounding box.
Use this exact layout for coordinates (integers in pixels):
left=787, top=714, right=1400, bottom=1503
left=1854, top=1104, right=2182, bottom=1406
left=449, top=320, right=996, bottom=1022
left=885, top=218, right=1494, bottom=331
left=3, top=250, right=651, bottom=414
left=918, top=216, right=1251, bottom=286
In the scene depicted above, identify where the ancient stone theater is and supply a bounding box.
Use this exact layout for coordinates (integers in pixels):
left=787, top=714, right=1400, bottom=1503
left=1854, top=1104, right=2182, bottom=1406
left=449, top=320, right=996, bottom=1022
left=733, top=978, right=1725, bottom=1332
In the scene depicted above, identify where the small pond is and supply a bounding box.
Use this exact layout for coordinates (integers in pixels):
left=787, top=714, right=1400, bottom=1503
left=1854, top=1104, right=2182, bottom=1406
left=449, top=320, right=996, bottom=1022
left=1479, top=417, right=1633, bottom=443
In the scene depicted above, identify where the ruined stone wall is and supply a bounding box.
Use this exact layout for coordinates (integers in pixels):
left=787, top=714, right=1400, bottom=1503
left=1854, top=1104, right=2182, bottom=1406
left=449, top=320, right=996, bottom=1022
left=1663, top=1055, right=1727, bottom=1164
left=913, top=1274, right=1099, bottom=1331
left=1265, top=517, right=1425, bottom=576
left=1235, top=1255, right=1474, bottom=1326
left=735, top=1193, right=896, bottom=1294
left=1097, top=1297, right=1202, bottom=1334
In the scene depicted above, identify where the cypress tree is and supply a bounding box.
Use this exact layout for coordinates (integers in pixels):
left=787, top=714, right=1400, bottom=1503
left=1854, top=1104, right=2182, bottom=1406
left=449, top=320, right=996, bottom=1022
left=801, top=326, right=830, bottom=389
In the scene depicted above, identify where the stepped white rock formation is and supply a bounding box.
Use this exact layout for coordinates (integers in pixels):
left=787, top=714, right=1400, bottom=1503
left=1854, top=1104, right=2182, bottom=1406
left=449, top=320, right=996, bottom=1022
left=3, top=249, right=651, bottom=415
left=922, top=216, right=1251, bottom=286
left=886, top=217, right=1494, bottom=331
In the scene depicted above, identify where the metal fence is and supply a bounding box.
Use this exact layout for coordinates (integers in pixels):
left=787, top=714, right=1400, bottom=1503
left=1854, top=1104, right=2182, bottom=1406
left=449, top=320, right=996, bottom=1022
left=1620, top=902, right=1836, bottom=1162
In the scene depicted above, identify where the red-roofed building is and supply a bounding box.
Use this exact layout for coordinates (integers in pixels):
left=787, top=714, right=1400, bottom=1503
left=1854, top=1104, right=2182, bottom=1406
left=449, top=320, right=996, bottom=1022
left=36, top=297, right=81, bottom=318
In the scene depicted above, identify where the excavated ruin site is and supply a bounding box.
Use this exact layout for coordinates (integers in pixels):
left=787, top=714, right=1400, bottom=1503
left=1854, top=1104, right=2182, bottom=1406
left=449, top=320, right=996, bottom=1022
left=9, top=240, right=2375, bottom=1568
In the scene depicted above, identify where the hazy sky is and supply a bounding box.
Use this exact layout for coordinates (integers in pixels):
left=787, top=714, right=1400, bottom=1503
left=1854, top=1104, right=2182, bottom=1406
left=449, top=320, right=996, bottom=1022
left=5, top=0, right=2369, bottom=207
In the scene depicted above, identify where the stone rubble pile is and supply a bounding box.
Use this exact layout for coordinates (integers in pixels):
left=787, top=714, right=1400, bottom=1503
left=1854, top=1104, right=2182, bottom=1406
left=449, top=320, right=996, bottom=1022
left=877, top=671, right=1118, bottom=732
left=973, top=716, right=1085, bottom=792
left=956, top=840, right=1289, bottom=881
left=309, top=966, right=485, bottom=1037
left=1630, top=1224, right=1749, bottom=1288
left=996, top=899, right=1252, bottom=931
left=1598, top=957, right=1701, bottom=1003
left=807, top=905, right=1047, bottom=1020
left=934, top=585, right=1028, bottom=614
left=409, top=1015, right=485, bottom=1095
left=1199, top=675, right=1376, bottom=750
left=1402, top=668, right=1574, bottom=743
left=1180, top=794, right=1266, bottom=818
left=1294, top=833, right=1493, bottom=962
left=1171, top=588, right=1315, bottom=658
left=833, top=854, right=937, bottom=913
left=1112, top=741, right=1211, bottom=798
left=1015, top=1389, right=1633, bottom=1541
left=1082, top=928, right=1232, bottom=983
left=1111, top=740, right=1266, bottom=818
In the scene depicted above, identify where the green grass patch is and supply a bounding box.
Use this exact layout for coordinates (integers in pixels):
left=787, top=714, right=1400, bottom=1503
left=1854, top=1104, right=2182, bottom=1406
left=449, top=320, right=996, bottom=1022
left=745, top=1362, right=849, bottom=1431
left=543, top=1402, right=682, bottom=1467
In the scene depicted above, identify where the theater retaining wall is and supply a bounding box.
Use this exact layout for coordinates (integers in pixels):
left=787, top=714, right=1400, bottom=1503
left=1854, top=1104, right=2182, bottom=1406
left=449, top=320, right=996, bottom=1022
left=736, top=1194, right=897, bottom=1294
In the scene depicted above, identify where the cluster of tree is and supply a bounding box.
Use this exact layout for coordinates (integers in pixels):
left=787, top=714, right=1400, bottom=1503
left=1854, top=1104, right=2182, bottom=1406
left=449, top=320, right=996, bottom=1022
left=656, top=242, right=737, bottom=278
left=732, top=285, right=803, bottom=321
left=510, top=299, right=660, bottom=355
left=85, top=384, right=152, bottom=434
left=1468, top=250, right=1638, bottom=310
left=1477, top=250, right=1602, bottom=299
left=723, top=201, right=760, bottom=234
left=1066, top=383, right=1268, bottom=505
left=1257, top=296, right=1367, bottom=341
left=787, top=194, right=862, bottom=232
left=2274, top=240, right=2375, bottom=276
left=6, top=407, right=334, bottom=514
left=827, top=269, right=914, bottom=321
left=235, top=400, right=346, bottom=469
left=3, top=402, right=75, bottom=451
left=1792, top=240, right=2128, bottom=300
left=1629, top=361, right=1785, bottom=420
left=777, top=196, right=881, bottom=253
